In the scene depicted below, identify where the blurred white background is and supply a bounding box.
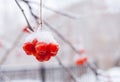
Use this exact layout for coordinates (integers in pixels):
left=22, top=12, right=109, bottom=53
left=0, top=0, right=120, bottom=81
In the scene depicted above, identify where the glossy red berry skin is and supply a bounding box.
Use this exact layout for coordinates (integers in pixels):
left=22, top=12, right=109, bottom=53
left=44, top=55, right=51, bottom=61
left=23, top=38, right=59, bottom=62
left=35, top=42, right=47, bottom=55
left=48, top=43, right=59, bottom=56
left=23, top=42, right=35, bottom=55
left=32, top=38, right=38, bottom=46
left=35, top=54, right=45, bottom=62
left=35, top=52, right=51, bottom=62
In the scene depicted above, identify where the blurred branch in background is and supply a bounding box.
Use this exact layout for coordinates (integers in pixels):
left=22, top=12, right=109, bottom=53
left=0, top=32, right=23, bottom=65
left=19, top=0, right=81, bottom=19
left=43, top=20, right=98, bottom=76
left=0, top=0, right=120, bottom=81
left=43, top=4, right=80, bottom=19
left=56, top=56, right=77, bottom=82
left=0, top=32, right=24, bottom=82
left=114, top=46, right=120, bottom=66
left=15, top=0, right=34, bottom=32
left=19, top=0, right=40, bottom=25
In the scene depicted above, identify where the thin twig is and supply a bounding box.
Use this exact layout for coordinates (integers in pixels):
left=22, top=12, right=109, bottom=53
left=56, top=56, right=77, bottom=82
left=44, top=20, right=80, bottom=55
left=20, top=0, right=80, bottom=19
left=21, top=0, right=39, bottom=25
left=43, top=5, right=80, bottom=19
left=40, top=0, right=42, bottom=30
left=15, top=0, right=34, bottom=32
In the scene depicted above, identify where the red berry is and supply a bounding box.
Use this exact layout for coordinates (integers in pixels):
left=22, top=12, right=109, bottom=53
left=75, top=56, right=87, bottom=65
left=44, top=54, right=51, bottom=61
left=22, top=26, right=30, bottom=33
left=35, top=54, right=45, bottom=62
left=48, top=43, right=59, bottom=56
left=35, top=52, right=51, bottom=62
left=23, top=42, right=35, bottom=55
left=32, top=38, right=38, bottom=46
left=35, top=42, right=47, bottom=55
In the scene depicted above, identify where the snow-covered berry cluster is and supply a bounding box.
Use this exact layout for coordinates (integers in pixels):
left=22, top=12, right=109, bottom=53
left=23, top=31, right=59, bottom=62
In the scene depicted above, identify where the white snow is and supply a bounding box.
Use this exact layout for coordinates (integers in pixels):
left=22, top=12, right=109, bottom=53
left=25, top=31, right=58, bottom=44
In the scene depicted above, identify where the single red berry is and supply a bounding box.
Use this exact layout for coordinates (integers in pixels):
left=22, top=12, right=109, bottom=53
left=75, top=56, right=87, bottom=65
left=35, top=55, right=45, bottom=62
left=45, top=54, right=51, bottom=61
left=32, top=38, right=38, bottom=46
left=35, top=51, right=45, bottom=57
left=23, top=42, right=35, bottom=55
left=35, top=42, right=47, bottom=55
left=47, top=43, right=59, bottom=56
left=22, top=26, right=30, bottom=33
left=35, top=53, right=51, bottom=62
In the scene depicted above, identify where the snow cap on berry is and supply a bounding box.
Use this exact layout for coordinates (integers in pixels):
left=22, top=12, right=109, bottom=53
left=25, top=31, right=58, bottom=44
left=23, top=30, right=59, bottom=62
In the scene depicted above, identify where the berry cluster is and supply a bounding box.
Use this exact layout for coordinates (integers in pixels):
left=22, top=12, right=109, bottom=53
left=22, top=31, right=59, bottom=62
left=74, top=46, right=87, bottom=65
left=75, top=56, right=87, bottom=65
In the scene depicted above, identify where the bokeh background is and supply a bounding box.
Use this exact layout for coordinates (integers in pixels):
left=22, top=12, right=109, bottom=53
left=0, top=0, right=120, bottom=82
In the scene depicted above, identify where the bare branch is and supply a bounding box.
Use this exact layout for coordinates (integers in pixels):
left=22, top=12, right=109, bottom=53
left=43, top=20, right=80, bottom=55
left=20, top=0, right=80, bottom=19
left=15, top=0, right=34, bottom=32
left=40, top=0, right=43, bottom=30
left=43, top=5, right=80, bottom=19
left=21, top=0, right=40, bottom=25
left=56, top=56, right=77, bottom=82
